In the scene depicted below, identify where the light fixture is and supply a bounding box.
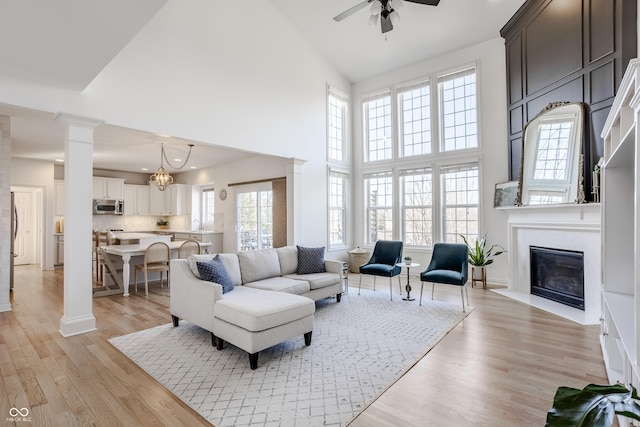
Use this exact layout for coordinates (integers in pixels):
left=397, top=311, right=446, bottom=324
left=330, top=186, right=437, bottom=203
left=369, top=0, right=400, bottom=34
left=149, top=143, right=194, bottom=191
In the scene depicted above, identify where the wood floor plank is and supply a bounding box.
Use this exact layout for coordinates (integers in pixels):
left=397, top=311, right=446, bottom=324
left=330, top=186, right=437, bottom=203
left=2, top=265, right=610, bottom=426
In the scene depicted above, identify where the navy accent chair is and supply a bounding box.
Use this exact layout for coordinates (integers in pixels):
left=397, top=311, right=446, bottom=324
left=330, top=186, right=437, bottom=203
left=419, top=243, right=469, bottom=312
left=358, top=240, right=404, bottom=301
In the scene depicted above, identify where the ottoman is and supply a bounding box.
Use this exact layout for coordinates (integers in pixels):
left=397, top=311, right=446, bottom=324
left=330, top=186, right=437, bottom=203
left=212, top=286, right=315, bottom=369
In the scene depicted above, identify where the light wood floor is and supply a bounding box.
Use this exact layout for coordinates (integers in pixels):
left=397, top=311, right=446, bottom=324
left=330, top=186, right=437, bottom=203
left=1, top=266, right=608, bottom=426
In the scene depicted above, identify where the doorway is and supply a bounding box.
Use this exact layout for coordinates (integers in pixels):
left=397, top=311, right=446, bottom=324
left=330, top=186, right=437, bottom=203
left=10, top=186, right=42, bottom=266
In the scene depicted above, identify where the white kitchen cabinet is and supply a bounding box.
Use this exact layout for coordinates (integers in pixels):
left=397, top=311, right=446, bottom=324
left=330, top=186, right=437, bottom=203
left=600, top=58, right=640, bottom=393
left=93, top=177, right=125, bottom=200
left=123, top=184, right=150, bottom=216
left=174, top=232, right=222, bottom=253
left=148, top=183, right=189, bottom=215
left=55, top=180, right=65, bottom=216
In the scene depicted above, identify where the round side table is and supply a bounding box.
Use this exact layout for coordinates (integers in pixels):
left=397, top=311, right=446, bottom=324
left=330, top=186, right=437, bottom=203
left=396, top=262, right=420, bottom=301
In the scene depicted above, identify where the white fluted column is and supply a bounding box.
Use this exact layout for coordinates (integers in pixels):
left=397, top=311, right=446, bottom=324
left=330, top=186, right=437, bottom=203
left=57, top=114, right=102, bottom=337
left=285, top=158, right=306, bottom=245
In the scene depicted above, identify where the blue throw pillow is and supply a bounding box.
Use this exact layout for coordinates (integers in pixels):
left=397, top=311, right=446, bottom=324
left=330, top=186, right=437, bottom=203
left=196, top=255, right=234, bottom=293
left=297, top=246, right=326, bottom=274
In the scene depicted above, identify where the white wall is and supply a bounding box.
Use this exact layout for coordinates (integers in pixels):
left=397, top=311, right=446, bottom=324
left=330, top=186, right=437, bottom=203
left=351, top=38, right=510, bottom=285
left=10, top=158, right=56, bottom=270
left=178, top=154, right=293, bottom=252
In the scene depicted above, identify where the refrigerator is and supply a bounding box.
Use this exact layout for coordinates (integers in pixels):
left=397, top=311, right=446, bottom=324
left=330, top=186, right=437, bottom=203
left=10, top=191, right=17, bottom=289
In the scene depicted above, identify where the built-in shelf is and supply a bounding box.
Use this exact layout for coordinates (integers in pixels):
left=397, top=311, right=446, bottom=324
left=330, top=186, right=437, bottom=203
left=603, top=291, right=636, bottom=364
left=600, top=58, right=640, bottom=402
left=605, top=123, right=635, bottom=168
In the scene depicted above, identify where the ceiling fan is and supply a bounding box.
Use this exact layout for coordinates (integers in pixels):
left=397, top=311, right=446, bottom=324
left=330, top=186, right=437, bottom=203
left=333, top=0, right=441, bottom=34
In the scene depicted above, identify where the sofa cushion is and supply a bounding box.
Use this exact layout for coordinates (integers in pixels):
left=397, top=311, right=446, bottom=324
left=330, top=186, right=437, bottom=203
left=244, top=277, right=310, bottom=295
left=297, top=246, right=326, bottom=274
left=187, top=253, right=241, bottom=286
left=276, top=246, right=298, bottom=276
left=197, top=255, right=235, bottom=294
left=214, top=286, right=314, bottom=332
left=237, top=248, right=281, bottom=284
left=283, top=272, right=340, bottom=290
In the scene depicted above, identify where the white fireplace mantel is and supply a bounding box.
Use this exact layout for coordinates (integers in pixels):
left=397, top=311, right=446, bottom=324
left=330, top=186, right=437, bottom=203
left=496, top=203, right=601, bottom=325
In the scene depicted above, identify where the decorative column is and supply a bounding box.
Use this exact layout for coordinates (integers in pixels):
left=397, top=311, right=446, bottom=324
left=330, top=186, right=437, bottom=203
left=285, top=158, right=306, bottom=245
left=0, top=115, right=11, bottom=312
left=56, top=114, right=102, bottom=337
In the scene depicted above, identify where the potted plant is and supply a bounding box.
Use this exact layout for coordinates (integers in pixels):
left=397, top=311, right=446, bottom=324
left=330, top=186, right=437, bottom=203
left=156, top=219, right=169, bottom=230
left=404, top=256, right=412, bottom=265
left=546, top=383, right=640, bottom=426
left=459, top=233, right=506, bottom=288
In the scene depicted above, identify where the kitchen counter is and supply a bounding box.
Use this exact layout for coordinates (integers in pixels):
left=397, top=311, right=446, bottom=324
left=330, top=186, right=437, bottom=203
left=112, top=232, right=172, bottom=246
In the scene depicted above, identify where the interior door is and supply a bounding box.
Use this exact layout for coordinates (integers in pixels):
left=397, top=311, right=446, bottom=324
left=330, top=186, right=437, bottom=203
left=13, top=191, right=33, bottom=265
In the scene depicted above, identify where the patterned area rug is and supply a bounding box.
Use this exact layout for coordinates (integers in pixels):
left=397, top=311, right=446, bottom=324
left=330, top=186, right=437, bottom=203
left=109, top=289, right=471, bottom=427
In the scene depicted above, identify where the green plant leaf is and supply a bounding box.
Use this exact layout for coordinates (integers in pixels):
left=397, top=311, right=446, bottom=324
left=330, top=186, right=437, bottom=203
left=546, top=384, right=640, bottom=427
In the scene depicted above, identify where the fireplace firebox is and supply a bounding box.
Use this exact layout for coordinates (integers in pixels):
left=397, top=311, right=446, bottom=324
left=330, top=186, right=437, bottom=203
left=530, top=246, right=585, bottom=310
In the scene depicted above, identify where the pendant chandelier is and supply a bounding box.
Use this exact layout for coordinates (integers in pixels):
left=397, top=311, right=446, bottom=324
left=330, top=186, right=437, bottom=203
left=150, top=143, right=194, bottom=191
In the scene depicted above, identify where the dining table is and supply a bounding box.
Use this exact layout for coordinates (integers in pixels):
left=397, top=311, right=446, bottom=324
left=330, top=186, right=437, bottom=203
left=94, top=240, right=212, bottom=297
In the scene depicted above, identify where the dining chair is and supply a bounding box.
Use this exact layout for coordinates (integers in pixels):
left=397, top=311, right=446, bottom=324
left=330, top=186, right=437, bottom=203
left=358, top=240, right=404, bottom=301
left=134, top=242, right=171, bottom=296
left=93, top=231, right=114, bottom=284
left=419, top=243, right=469, bottom=312
left=178, top=239, right=201, bottom=258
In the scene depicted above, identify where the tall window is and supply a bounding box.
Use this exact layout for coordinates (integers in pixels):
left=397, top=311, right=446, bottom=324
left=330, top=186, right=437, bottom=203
left=237, top=189, right=273, bottom=251
left=201, top=187, right=215, bottom=228
left=361, top=65, right=480, bottom=247
left=439, top=68, right=478, bottom=152
left=364, top=93, right=392, bottom=162
left=328, top=87, right=348, bottom=162
left=398, top=82, right=431, bottom=157
left=364, top=172, right=393, bottom=244
left=401, top=168, right=433, bottom=246
left=442, top=163, right=479, bottom=244
left=328, top=170, right=348, bottom=247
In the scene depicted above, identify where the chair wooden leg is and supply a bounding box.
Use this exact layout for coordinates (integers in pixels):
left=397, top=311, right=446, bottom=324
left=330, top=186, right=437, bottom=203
left=373, top=276, right=376, bottom=292
left=432, top=282, right=435, bottom=300
left=388, top=277, right=393, bottom=301
left=460, top=287, right=466, bottom=313
left=134, top=270, right=138, bottom=293
left=398, top=275, right=403, bottom=296
left=358, top=274, right=362, bottom=295
left=419, top=282, right=424, bottom=306
left=144, top=270, right=149, bottom=296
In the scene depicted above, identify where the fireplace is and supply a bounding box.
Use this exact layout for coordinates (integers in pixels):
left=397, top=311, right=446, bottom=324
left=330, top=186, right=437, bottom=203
left=530, top=246, right=585, bottom=310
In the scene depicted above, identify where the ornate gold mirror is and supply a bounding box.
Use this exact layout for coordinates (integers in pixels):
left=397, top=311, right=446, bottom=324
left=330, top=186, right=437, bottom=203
left=517, top=102, right=586, bottom=205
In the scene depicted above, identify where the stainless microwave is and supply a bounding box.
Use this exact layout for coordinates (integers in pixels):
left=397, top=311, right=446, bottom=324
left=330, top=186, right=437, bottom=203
left=93, top=199, right=124, bottom=215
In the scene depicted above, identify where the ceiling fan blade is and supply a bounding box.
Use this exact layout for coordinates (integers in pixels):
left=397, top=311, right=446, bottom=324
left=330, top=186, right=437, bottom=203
left=333, top=0, right=374, bottom=22
left=404, top=0, right=440, bottom=5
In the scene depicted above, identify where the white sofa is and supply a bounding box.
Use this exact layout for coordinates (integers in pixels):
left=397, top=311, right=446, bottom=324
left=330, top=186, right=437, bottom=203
left=170, top=246, right=343, bottom=369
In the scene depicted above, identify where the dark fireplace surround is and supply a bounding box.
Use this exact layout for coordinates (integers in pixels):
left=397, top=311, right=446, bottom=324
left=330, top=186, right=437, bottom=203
left=530, top=246, right=585, bottom=310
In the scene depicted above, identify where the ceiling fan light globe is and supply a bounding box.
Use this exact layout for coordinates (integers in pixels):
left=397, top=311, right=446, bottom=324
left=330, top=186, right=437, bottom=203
left=390, top=0, right=404, bottom=9
left=390, top=10, right=400, bottom=25
left=370, top=1, right=382, bottom=15
left=369, top=14, right=379, bottom=25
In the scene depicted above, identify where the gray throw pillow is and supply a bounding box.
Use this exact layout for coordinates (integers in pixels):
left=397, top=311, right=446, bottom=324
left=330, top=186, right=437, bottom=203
left=297, top=246, right=326, bottom=274
left=197, top=255, right=235, bottom=293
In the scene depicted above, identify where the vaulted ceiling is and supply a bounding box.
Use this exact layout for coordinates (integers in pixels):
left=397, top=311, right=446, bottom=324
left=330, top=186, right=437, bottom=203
left=3, top=0, right=526, bottom=173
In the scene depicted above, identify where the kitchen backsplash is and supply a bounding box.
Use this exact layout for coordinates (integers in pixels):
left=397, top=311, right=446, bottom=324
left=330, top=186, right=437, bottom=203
left=91, top=215, right=191, bottom=232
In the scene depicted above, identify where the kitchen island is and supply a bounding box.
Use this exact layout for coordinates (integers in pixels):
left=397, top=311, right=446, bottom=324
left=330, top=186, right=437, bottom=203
left=95, top=240, right=211, bottom=297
